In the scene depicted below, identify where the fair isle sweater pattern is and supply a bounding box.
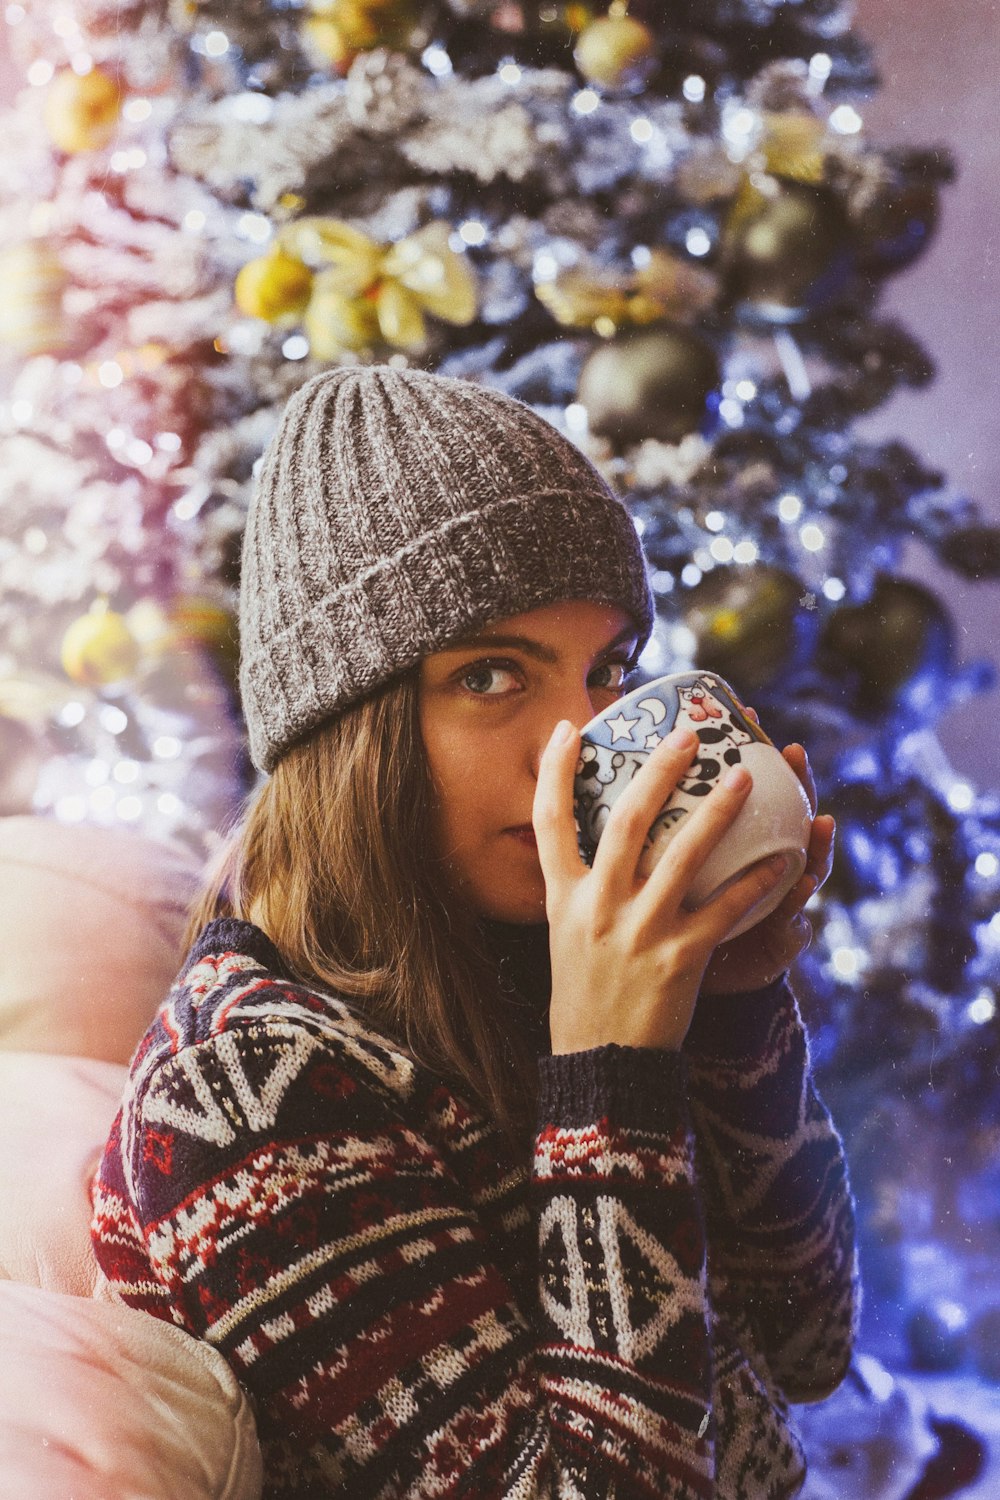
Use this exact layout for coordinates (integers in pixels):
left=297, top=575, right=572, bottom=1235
left=91, top=917, right=858, bottom=1500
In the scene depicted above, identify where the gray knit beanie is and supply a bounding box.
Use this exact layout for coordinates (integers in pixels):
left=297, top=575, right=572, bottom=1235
left=239, top=366, right=654, bottom=773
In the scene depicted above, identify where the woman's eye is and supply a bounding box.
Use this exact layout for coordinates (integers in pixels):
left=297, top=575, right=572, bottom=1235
left=590, top=661, right=632, bottom=692
left=460, top=662, right=521, bottom=696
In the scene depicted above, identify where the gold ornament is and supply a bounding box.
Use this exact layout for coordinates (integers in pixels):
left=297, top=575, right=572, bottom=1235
left=573, top=10, right=656, bottom=92
left=760, top=112, right=828, bottom=185
left=279, top=218, right=477, bottom=356
left=304, top=0, right=423, bottom=74
left=60, top=602, right=141, bottom=688
left=682, top=565, right=804, bottom=691
left=44, top=66, right=122, bottom=154
left=536, top=247, right=717, bottom=333
left=234, top=246, right=314, bottom=323
left=577, top=325, right=721, bottom=449
left=0, top=240, right=69, bottom=357
left=722, top=176, right=850, bottom=318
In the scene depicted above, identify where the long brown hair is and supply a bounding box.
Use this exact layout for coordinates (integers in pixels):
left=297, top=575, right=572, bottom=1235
left=183, top=671, right=546, bottom=1149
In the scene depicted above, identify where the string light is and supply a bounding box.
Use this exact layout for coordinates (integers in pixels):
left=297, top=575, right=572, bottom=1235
left=572, top=89, right=600, bottom=115
left=968, top=990, right=996, bottom=1024
left=422, top=45, right=452, bottom=77
left=829, top=105, right=863, bottom=135
left=682, top=75, right=705, bottom=102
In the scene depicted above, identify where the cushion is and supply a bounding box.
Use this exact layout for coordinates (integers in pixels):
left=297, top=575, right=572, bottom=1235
left=0, top=1052, right=126, bottom=1296
left=0, top=815, right=203, bottom=1063
left=0, top=1279, right=262, bottom=1500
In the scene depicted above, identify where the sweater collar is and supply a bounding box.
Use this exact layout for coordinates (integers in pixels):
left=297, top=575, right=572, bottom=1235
left=185, top=915, right=292, bottom=981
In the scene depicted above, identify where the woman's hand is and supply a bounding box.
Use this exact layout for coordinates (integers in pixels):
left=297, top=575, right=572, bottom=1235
left=534, top=721, right=795, bottom=1054
left=701, top=741, right=835, bottom=996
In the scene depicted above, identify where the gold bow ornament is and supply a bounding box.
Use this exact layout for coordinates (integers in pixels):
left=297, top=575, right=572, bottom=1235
left=234, top=219, right=478, bottom=356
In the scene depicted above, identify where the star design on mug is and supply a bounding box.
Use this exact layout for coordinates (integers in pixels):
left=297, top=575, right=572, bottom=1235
left=605, top=712, right=640, bottom=744
left=644, top=732, right=663, bottom=750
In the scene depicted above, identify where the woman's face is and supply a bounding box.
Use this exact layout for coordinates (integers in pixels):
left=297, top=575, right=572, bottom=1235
left=418, top=600, right=639, bottom=924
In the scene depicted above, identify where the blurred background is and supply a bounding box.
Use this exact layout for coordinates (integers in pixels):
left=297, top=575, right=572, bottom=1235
left=851, top=0, right=1000, bottom=787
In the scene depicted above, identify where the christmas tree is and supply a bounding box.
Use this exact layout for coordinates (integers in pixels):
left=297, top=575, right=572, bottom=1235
left=2, top=0, right=999, bottom=1478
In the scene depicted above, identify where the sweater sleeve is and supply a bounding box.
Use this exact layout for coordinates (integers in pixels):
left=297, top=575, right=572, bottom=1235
left=683, top=977, right=859, bottom=1403
left=100, top=1023, right=717, bottom=1500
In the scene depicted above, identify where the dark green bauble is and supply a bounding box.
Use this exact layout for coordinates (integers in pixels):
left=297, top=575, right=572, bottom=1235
left=681, top=564, right=806, bottom=692
left=577, top=325, right=721, bottom=449
left=852, top=178, right=939, bottom=274
left=905, top=1298, right=969, bottom=1372
left=820, top=575, right=954, bottom=711
left=722, top=179, right=852, bottom=319
left=939, top=524, right=1000, bottom=580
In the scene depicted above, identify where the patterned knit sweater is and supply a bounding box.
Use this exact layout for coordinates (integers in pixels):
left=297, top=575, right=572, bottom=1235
left=91, top=917, right=858, bottom=1500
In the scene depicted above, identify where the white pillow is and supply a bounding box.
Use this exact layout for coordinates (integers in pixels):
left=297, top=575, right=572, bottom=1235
left=0, top=816, right=202, bottom=1064
left=0, top=1280, right=262, bottom=1500
left=0, top=1052, right=125, bottom=1296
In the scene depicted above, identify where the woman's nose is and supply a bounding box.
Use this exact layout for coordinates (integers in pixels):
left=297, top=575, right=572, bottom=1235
left=530, top=682, right=598, bottom=778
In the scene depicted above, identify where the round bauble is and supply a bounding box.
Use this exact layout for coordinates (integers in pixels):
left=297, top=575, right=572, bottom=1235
left=304, top=0, right=423, bottom=73
left=60, top=605, right=141, bottom=688
left=938, top=524, right=1000, bottom=580
left=573, top=13, right=656, bottom=92
left=235, top=247, right=314, bottom=323
left=0, top=241, right=69, bottom=357
left=577, top=325, right=720, bottom=448
left=722, top=179, right=851, bottom=320
left=680, top=564, right=807, bottom=692
left=905, top=1297, right=969, bottom=1372
left=819, top=575, right=954, bottom=712
left=44, top=66, right=122, bottom=154
left=852, top=178, right=939, bottom=275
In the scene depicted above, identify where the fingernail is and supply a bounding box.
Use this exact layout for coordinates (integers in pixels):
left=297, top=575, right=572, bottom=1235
left=723, top=766, right=751, bottom=791
left=664, top=726, right=697, bottom=750
left=551, top=719, right=576, bottom=747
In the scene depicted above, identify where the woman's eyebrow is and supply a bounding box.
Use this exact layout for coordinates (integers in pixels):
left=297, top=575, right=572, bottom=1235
left=441, top=625, right=639, bottom=664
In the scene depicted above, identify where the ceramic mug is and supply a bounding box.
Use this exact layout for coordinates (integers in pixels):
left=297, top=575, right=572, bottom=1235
left=573, top=670, right=812, bottom=939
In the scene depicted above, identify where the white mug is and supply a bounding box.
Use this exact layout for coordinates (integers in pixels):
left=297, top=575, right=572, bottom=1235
left=574, top=670, right=812, bottom=939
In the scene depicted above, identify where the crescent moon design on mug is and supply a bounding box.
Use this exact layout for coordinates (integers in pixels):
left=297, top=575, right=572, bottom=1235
left=637, top=697, right=669, bottom=725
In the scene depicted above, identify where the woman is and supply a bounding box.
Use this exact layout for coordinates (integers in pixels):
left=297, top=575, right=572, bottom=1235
left=92, top=366, right=858, bottom=1499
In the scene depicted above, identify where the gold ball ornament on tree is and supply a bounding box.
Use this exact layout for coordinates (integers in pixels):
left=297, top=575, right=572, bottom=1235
left=60, top=603, right=141, bottom=688
left=304, top=0, right=424, bottom=74
left=681, top=564, right=808, bottom=692
left=234, top=246, right=314, bottom=324
left=0, top=240, right=69, bottom=357
left=577, top=325, right=721, bottom=449
left=573, top=10, right=656, bottom=92
left=43, top=67, right=122, bottom=155
left=722, top=178, right=852, bottom=320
